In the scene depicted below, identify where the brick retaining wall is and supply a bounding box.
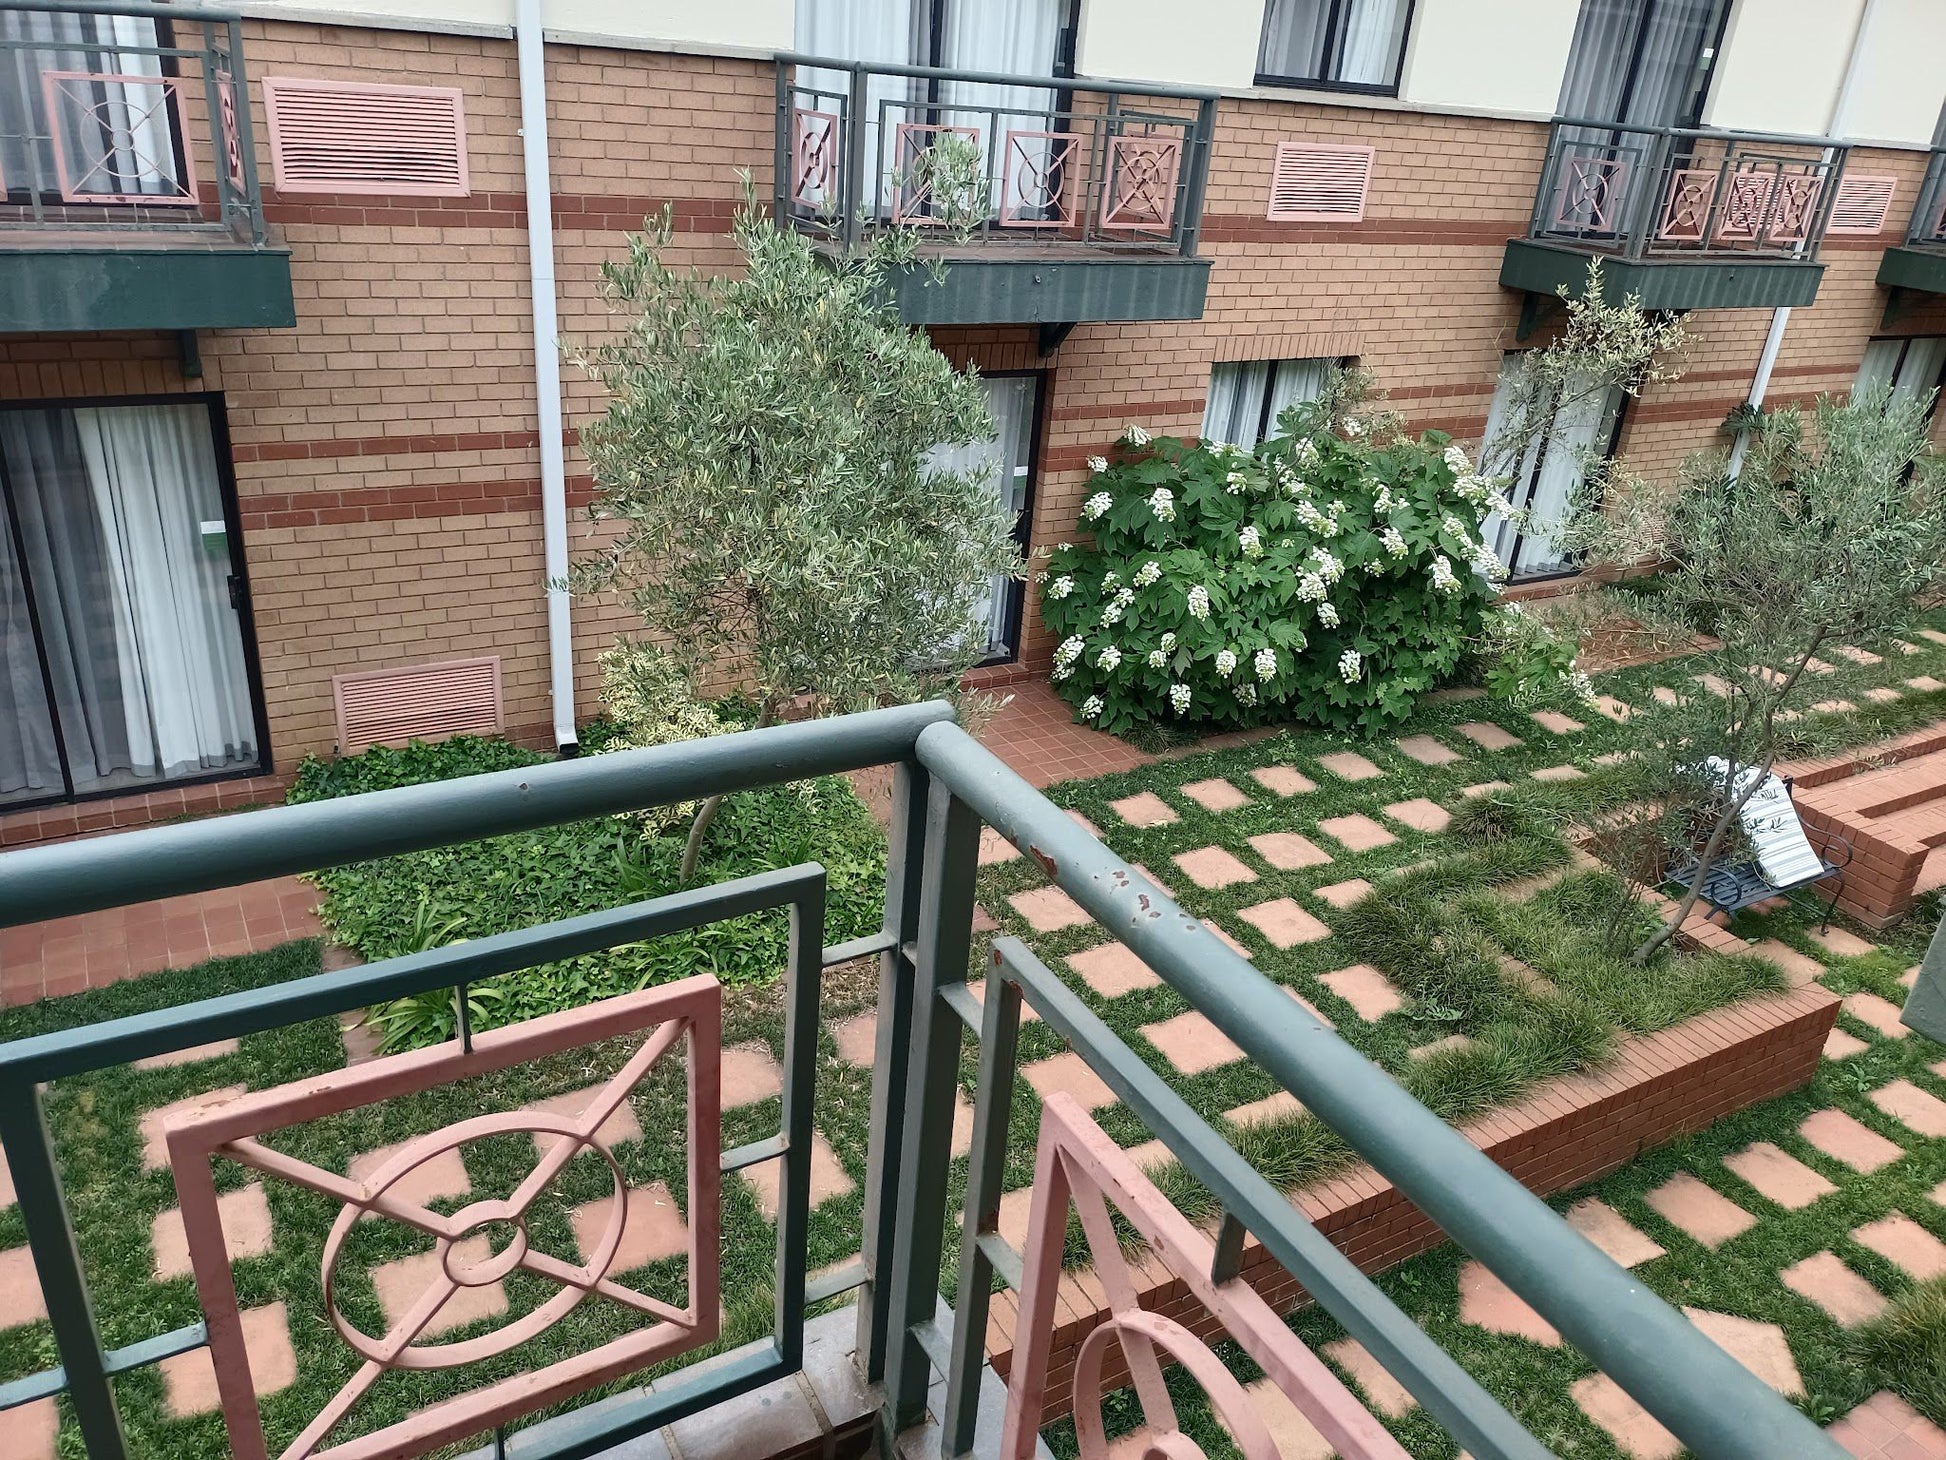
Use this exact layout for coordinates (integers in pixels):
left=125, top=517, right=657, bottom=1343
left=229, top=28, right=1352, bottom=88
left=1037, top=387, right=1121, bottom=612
left=1785, top=722, right=1946, bottom=928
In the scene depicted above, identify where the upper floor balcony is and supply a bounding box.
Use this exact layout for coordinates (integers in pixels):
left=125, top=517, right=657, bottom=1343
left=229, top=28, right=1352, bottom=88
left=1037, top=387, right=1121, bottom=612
left=1877, top=140, right=1946, bottom=302
left=774, top=55, right=1215, bottom=336
left=1502, top=118, right=1850, bottom=323
left=0, top=0, right=294, bottom=334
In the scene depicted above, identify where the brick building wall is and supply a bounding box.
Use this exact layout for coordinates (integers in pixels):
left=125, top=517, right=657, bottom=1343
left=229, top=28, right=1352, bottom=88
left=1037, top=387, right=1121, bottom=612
left=5, top=20, right=1944, bottom=827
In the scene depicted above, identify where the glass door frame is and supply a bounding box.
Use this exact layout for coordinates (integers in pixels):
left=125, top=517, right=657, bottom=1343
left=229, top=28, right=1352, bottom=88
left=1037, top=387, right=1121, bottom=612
left=1486, top=351, right=1634, bottom=585
left=0, top=390, right=272, bottom=813
left=978, top=368, right=1048, bottom=667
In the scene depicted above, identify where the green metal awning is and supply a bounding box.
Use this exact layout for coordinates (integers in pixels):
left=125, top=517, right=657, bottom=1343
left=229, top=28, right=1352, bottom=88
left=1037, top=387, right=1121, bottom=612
left=882, top=256, right=1211, bottom=326
left=0, top=242, right=297, bottom=333
left=1878, top=245, right=1946, bottom=296
left=1501, top=238, right=1825, bottom=316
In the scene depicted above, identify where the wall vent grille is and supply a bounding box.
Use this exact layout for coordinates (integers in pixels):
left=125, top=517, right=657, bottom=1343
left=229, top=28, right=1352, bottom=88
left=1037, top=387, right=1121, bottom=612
left=1267, top=142, right=1375, bottom=223
left=333, top=657, right=503, bottom=754
left=264, top=77, right=469, bottom=196
left=1827, top=173, right=1897, bottom=234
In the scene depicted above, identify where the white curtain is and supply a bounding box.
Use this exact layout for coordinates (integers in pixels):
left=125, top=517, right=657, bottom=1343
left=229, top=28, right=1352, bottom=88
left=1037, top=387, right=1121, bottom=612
left=1480, top=354, right=1620, bottom=580
left=795, top=0, right=914, bottom=215
left=0, top=404, right=254, bottom=800
left=0, top=486, right=61, bottom=803
left=1857, top=337, right=1946, bottom=414
left=1260, top=0, right=1405, bottom=86
left=1203, top=358, right=1332, bottom=448
left=0, top=10, right=176, bottom=200
left=1258, top=0, right=1333, bottom=81
left=1557, top=0, right=1723, bottom=125
left=1336, top=0, right=1409, bottom=87
left=940, top=0, right=1063, bottom=222
left=925, top=375, right=1034, bottom=656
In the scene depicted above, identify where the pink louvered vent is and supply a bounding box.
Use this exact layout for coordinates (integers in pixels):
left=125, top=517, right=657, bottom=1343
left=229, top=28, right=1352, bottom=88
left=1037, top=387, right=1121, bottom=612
left=1826, top=173, right=1897, bottom=234
left=1266, top=141, right=1375, bottom=222
left=264, top=77, right=468, bottom=196
left=333, top=657, right=502, bottom=754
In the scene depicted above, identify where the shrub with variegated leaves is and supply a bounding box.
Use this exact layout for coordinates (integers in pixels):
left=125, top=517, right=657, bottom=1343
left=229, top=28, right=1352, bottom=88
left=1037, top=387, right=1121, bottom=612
left=1040, top=399, right=1503, bottom=735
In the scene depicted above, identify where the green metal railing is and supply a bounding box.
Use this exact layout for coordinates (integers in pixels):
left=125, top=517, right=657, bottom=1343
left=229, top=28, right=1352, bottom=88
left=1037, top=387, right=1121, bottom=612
left=0, top=702, right=1845, bottom=1459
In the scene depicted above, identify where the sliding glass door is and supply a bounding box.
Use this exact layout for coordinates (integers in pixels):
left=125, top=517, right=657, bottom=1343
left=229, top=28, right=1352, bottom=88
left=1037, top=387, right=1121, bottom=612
left=1479, top=353, right=1625, bottom=582
left=0, top=398, right=262, bottom=808
left=923, top=373, right=1041, bottom=662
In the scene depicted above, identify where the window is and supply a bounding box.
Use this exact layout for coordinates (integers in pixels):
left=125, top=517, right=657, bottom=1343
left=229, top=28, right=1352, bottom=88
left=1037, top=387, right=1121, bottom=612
left=1202, top=358, right=1340, bottom=449
left=923, top=373, right=1042, bottom=661
left=1478, top=353, right=1625, bottom=582
left=1557, top=0, right=1729, bottom=128
left=0, top=397, right=264, bottom=808
left=1856, top=337, right=1946, bottom=419
left=1256, top=0, right=1413, bottom=94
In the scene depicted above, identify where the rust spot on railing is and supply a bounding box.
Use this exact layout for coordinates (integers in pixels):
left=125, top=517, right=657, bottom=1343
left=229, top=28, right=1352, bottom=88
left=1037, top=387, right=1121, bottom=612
left=1028, top=845, right=1058, bottom=877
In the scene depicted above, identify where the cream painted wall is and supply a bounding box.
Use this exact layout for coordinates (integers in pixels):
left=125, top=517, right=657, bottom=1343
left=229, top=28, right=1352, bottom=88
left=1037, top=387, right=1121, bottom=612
left=1396, top=0, right=1577, bottom=119
left=1841, top=1, right=1946, bottom=146
left=1702, top=0, right=1863, bottom=137
left=1074, top=0, right=1263, bottom=89
left=241, top=0, right=794, bottom=50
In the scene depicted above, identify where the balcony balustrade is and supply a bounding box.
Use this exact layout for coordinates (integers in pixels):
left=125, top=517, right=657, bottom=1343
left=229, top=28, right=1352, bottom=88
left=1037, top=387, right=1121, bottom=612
left=1877, top=140, right=1946, bottom=304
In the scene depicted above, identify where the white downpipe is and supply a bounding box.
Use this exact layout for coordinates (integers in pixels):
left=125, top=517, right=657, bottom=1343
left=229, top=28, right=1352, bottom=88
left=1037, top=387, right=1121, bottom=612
left=1726, top=0, right=1880, bottom=479
left=515, top=0, right=578, bottom=751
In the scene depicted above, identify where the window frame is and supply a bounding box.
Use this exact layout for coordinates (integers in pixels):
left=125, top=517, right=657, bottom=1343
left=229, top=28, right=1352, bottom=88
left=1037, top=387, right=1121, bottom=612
left=1202, top=355, right=1351, bottom=450
left=979, top=368, right=1049, bottom=667
left=0, top=390, right=272, bottom=812
left=1483, top=351, right=1631, bottom=586
left=1252, top=0, right=1418, bottom=98
left=1857, top=334, right=1946, bottom=423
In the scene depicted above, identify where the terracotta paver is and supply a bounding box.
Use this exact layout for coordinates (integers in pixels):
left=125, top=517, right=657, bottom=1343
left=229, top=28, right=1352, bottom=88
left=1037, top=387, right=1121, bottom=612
left=1108, top=791, right=1178, bottom=828
left=1455, top=721, right=1522, bottom=751
left=1799, top=1108, right=1905, bottom=1173
left=1141, top=1011, right=1244, bottom=1075
left=1246, top=831, right=1333, bottom=870
left=1021, top=1050, right=1117, bottom=1111
left=1180, top=778, right=1249, bottom=812
left=974, top=679, right=1153, bottom=789
left=1458, top=1259, right=1559, bottom=1345
left=1828, top=1390, right=1946, bottom=1459
left=528, top=1085, right=645, bottom=1160
left=1316, top=814, right=1396, bottom=853
left=348, top=1141, right=472, bottom=1214
left=966, top=978, right=1040, bottom=1024
left=1322, top=1337, right=1416, bottom=1418
left=997, top=1186, right=1035, bottom=1251
left=1682, top=1307, right=1802, bottom=1397
left=1172, top=846, right=1258, bottom=890
left=1752, top=939, right=1826, bottom=988
left=1871, top=1079, right=1946, bottom=1138
left=741, top=1131, right=854, bottom=1220
left=1834, top=644, right=1884, bottom=665
left=371, top=1238, right=511, bottom=1339
left=721, top=1042, right=785, bottom=1107
left=1565, top=1198, right=1665, bottom=1268
left=0, top=1245, right=47, bottom=1329
left=1318, top=964, right=1403, bottom=1022
left=1853, top=1211, right=1946, bottom=1279
left=1652, top=686, right=1680, bottom=706
left=1591, top=695, right=1633, bottom=722
left=1814, top=926, right=1880, bottom=958
left=1865, top=687, right=1905, bottom=704
left=1382, top=798, right=1450, bottom=833
left=1067, top=943, right=1162, bottom=998
left=1235, top=898, right=1332, bottom=949
left=1316, top=751, right=1384, bottom=782
left=1250, top=765, right=1315, bottom=797
left=132, top=1038, right=241, bottom=1072
left=1411, top=1033, right=1476, bottom=1061
left=1697, top=674, right=1735, bottom=697
left=1313, top=878, right=1373, bottom=909
left=1286, top=988, right=1336, bottom=1030
left=1843, top=992, right=1910, bottom=1039
left=1825, top=1027, right=1871, bottom=1060
left=1240, top=1377, right=1335, bottom=1460
left=1531, top=764, right=1587, bottom=782
left=570, top=1182, right=687, bottom=1272
left=1205, top=921, right=1255, bottom=959
left=978, top=826, right=1021, bottom=865
left=971, top=903, right=999, bottom=935
left=1227, top=1089, right=1304, bottom=1127
left=1066, top=809, right=1104, bottom=839
left=1530, top=710, right=1585, bottom=734
left=832, top=1011, right=877, bottom=1066
left=1724, top=1141, right=1838, bottom=1209
left=139, top=1086, right=247, bottom=1171
left=159, top=1302, right=296, bottom=1418
left=1780, top=1251, right=1887, bottom=1326
left=1644, top=1172, right=1756, bottom=1249
left=152, top=1183, right=275, bottom=1281
left=0, top=1396, right=56, bottom=1460
left=1394, top=734, right=1461, bottom=766
left=1910, top=675, right=1946, bottom=694
left=1009, top=885, right=1093, bottom=931
left=1571, top=1373, right=1679, bottom=1459
left=1459, top=780, right=1512, bottom=798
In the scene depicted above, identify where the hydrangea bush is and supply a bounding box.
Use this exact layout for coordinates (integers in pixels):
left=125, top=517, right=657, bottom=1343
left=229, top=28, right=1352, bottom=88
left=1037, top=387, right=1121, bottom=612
left=1040, top=403, right=1506, bottom=735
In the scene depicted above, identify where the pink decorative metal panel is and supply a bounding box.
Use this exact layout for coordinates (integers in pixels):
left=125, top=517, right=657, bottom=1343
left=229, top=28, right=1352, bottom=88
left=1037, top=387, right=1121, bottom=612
left=263, top=76, right=468, bottom=197
left=789, top=106, right=840, bottom=208
left=1658, top=168, right=1718, bottom=242
left=1266, top=141, right=1376, bottom=223
left=1766, top=172, right=1824, bottom=243
left=216, top=68, right=247, bottom=194
left=1826, top=173, right=1897, bottom=234
left=1712, top=168, right=1777, bottom=242
left=332, top=655, right=502, bottom=754
left=1101, top=133, right=1182, bottom=233
left=1551, top=155, right=1629, bottom=233
left=999, top=129, right=1080, bottom=227
left=41, top=71, right=196, bottom=205
left=892, top=122, right=983, bottom=225
left=999, top=1093, right=1411, bottom=1460
left=164, top=975, right=723, bottom=1460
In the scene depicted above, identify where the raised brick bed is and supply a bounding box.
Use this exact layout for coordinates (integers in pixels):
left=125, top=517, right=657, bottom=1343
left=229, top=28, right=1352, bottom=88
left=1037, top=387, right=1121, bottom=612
left=984, top=983, right=1838, bottom=1420
left=1786, top=722, right=1946, bottom=928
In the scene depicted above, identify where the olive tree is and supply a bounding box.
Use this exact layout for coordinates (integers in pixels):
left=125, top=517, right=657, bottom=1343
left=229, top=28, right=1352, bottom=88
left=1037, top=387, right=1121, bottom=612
left=573, top=191, right=1022, bottom=880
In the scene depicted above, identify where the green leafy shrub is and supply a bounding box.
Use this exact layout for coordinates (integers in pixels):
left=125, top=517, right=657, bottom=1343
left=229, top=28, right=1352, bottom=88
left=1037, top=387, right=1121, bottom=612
left=1854, top=1276, right=1946, bottom=1425
left=1476, top=601, right=1592, bottom=707
left=288, top=734, right=886, bottom=1050
left=1038, top=398, right=1500, bottom=736
left=597, top=640, right=729, bottom=834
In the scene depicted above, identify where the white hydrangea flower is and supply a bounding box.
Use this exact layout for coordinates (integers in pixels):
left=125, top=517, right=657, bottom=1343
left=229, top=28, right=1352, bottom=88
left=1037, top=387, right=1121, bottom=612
left=1097, top=644, right=1122, bottom=672
left=1455, top=473, right=1491, bottom=505
left=1374, top=484, right=1396, bottom=513
left=1343, top=417, right=1364, bottom=438
left=1472, top=541, right=1508, bottom=583
left=1147, top=648, right=1167, bottom=669
left=1381, top=526, right=1408, bottom=558
left=1253, top=648, right=1276, bottom=681
left=1317, top=513, right=1342, bottom=539
left=1133, top=560, right=1162, bottom=587
left=1430, top=555, right=1460, bottom=594
left=1234, top=682, right=1259, bottom=706
left=1169, top=682, right=1192, bottom=714
left=1083, top=491, right=1113, bottom=521
left=1318, top=601, right=1340, bottom=627
left=1225, top=470, right=1247, bottom=495
left=1115, top=586, right=1135, bottom=606
left=1292, top=437, right=1320, bottom=470
left=1443, top=444, right=1471, bottom=474
left=1310, top=548, right=1344, bottom=584
left=1566, top=668, right=1596, bottom=703
left=1238, top=524, right=1263, bottom=557
left=1360, top=556, right=1386, bottom=576
left=1099, top=600, right=1124, bottom=626
left=1122, top=423, right=1152, bottom=447
left=1295, top=500, right=1328, bottom=532
left=1296, top=572, right=1327, bottom=603
left=1087, top=455, right=1109, bottom=474
left=1081, top=695, right=1104, bottom=720
left=1186, top=585, right=1210, bottom=620
left=1148, top=486, right=1176, bottom=522
left=1053, top=635, right=1084, bottom=680
left=1215, top=648, right=1238, bottom=678
left=1338, top=648, right=1362, bottom=682
left=1048, top=574, right=1074, bottom=599
left=1442, top=512, right=1473, bottom=544
left=1160, top=631, right=1178, bottom=651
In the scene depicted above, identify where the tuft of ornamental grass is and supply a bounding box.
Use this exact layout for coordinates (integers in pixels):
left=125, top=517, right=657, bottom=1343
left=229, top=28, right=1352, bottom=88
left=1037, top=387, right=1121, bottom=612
left=1852, top=1276, right=1946, bottom=1426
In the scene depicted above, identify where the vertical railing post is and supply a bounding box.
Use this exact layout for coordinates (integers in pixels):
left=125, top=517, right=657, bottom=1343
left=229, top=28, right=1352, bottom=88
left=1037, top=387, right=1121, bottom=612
left=843, top=63, right=870, bottom=252
left=226, top=15, right=268, bottom=245
left=0, top=1083, right=129, bottom=1460
left=774, top=59, right=793, bottom=223
left=855, top=760, right=930, bottom=1379
left=1177, top=94, right=1216, bottom=258
left=879, top=779, right=981, bottom=1436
